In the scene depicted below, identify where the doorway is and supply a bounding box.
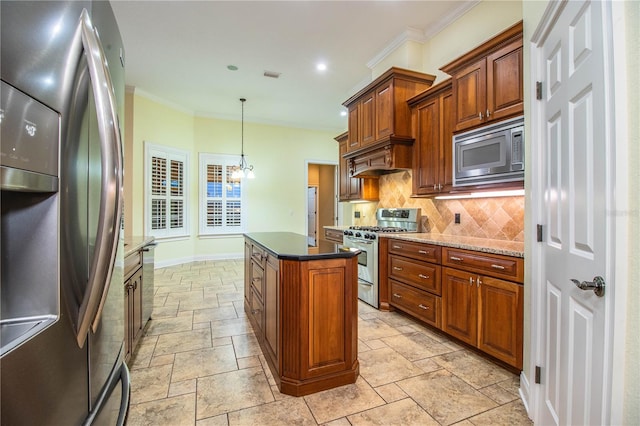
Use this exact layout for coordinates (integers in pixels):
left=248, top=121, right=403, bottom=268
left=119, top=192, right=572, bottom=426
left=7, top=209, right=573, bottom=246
left=306, top=162, right=337, bottom=246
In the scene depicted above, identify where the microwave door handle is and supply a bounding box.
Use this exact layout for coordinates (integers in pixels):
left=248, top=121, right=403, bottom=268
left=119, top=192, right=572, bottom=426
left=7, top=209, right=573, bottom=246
left=75, top=9, right=124, bottom=347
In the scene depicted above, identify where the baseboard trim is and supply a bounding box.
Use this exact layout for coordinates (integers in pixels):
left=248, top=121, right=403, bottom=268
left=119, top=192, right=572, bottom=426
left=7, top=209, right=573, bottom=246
left=519, top=370, right=533, bottom=420
left=154, top=252, right=243, bottom=269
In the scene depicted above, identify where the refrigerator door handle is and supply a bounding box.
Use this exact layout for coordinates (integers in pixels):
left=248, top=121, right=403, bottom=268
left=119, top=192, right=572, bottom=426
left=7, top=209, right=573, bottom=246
left=75, top=9, right=124, bottom=347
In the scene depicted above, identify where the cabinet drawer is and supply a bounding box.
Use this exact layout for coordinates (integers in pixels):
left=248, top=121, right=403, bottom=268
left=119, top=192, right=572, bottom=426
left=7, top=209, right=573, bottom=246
left=390, top=280, right=441, bottom=329
left=124, top=251, right=142, bottom=279
left=389, top=255, right=441, bottom=295
left=324, top=228, right=344, bottom=244
left=251, top=244, right=266, bottom=266
left=249, top=289, right=264, bottom=333
left=388, top=239, right=441, bottom=263
left=442, top=247, right=523, bottom=283
left=251, top=261, right=264, bottom=301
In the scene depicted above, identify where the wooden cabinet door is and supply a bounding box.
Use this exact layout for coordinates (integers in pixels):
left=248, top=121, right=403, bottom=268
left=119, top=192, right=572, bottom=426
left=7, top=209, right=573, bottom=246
left=442, top=267, right=477, bottom=345
left=360, top=91, right=376, bottom=146
left=347, top=104, right=361, bottom=151
left=439, top=90, right=455, bottom=191
left=131, top=268, right=143, bottom=348
left=486, top=40, right=523, bottom=122
left=374, top=81, right=393, bottom=140
left=244, top=242, right=252, bottom=302
left=338, top=140, right=351, bottom=201
left=453, top=58, right=486, bottom=132
left=264, top=254, right=279, bottom=366
left=124, top=279, right=130, bottom=361
left=478, top=275, right=523, bottom=369
left=413, top=96, right=440, bottom=195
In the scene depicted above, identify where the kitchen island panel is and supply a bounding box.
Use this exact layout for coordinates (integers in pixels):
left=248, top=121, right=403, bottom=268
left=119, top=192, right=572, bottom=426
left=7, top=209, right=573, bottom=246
left=244, top=233, right=359, bottom=397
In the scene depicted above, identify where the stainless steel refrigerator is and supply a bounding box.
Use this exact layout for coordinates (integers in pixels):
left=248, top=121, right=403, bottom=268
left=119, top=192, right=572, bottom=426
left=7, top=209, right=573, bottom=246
left=1, top=1, right=129, bottom=424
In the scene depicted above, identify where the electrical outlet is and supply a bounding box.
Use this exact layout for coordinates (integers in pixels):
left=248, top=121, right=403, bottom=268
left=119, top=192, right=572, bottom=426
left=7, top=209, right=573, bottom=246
left=354, top=211, right=361, bottom=219
left=454, top=213, right=461, bottom=224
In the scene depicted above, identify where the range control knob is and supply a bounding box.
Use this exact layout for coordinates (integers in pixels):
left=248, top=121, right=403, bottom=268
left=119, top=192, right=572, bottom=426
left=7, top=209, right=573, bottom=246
left=369, top=234, right=377, bottom=240
left=355, top=232, right=362, bottom=238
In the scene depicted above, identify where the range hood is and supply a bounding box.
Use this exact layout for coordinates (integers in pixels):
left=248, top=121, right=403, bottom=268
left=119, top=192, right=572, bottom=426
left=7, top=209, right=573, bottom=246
left=343, top=137, right=413, bottom=178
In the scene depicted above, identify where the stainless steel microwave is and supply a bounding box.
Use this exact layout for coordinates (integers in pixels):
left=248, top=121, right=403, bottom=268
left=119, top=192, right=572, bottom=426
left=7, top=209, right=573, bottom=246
left=453, top=116, right=524, bottom=187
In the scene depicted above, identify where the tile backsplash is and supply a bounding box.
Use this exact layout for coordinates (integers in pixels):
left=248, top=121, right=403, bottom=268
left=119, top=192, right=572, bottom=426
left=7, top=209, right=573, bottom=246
left=351, top=171, right=524, bottom=242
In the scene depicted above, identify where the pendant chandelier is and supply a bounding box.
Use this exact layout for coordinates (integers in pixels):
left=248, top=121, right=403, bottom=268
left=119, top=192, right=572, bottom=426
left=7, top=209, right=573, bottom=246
left=231, top=98, right=255, bottom=179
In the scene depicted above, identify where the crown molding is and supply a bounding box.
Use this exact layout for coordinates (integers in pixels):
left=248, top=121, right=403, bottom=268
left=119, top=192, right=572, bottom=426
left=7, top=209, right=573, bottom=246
left=366, top=0, right=481, bottom=70
left=127, top=86, right=194, bottom=115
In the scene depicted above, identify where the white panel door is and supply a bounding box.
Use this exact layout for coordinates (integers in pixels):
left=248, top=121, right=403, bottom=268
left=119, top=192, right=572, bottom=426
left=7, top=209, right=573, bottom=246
left=532, top=1, right=614, bottom=425
left=307, top=186, right=317, bottom=246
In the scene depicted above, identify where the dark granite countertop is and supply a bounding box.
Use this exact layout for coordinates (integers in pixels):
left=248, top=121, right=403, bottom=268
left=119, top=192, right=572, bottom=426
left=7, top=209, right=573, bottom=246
left=123, top=236, right=155, bottom=258
left=380, top=233, right=524, bottom=258
left=244, top=232, right=359, bottom=261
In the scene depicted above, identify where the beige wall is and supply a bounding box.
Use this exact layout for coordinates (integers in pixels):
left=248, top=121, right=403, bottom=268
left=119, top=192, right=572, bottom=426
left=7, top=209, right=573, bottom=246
left=124, top=92, right=338, bottom=265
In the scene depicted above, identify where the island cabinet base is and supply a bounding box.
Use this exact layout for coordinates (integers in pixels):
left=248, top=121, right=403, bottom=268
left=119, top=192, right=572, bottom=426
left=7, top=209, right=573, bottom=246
left=244, top=234, right=360, bottom=397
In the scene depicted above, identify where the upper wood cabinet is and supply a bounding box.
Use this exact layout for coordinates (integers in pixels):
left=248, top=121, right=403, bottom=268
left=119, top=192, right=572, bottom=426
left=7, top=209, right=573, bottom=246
left=343, top=67, right=435, bottom=154
left=408, top=80, right=455, bottom=196
left=441, top=21, right=523, bottom=132
left=336, top=132, right=379, bottom=202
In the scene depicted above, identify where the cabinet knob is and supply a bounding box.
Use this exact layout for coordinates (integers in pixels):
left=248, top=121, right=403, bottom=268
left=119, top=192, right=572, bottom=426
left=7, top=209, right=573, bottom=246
left=479, top=112, right=484, bottom=120
left=477, top=277, right=482, bottom=287
left=469, top=277, right=475, bottom=286
left=486, top=109, right=491, bottom=118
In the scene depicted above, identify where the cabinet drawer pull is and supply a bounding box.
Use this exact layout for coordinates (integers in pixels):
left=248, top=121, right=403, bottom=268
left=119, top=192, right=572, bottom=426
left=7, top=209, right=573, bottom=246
left=479, top=112, right=484, bottom=120
left=418, top=274, right=430, bottom=279
left=477, top=277, right=482, bottom=287
left=252, top=277, right=261, bottom=282
left=418, top=250, right=428, bottom=254
left=491, top=264, right=506, bottom=270
left=393, top=293, right=402, bottom=299
left=469, top=277, right=475, bottom=286
left=486, top=109, right=491, bottom=118
left=418, top=304, right=430, bottom=310
left=393, top=266, right=403, bottom=271
left=450, top=256, right=463, bottom=262
left=392, top=245, right=401, bottom=249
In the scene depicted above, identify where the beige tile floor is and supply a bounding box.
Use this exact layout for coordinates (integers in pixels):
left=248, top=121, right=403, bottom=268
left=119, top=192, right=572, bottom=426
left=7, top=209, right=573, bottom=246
left=127, top=260, right=532, bottom=426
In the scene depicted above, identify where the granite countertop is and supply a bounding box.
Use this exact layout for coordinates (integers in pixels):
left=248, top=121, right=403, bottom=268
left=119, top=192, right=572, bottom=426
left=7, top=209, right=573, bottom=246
left=124, top=236, right=155, bottom=258
left=381, top=233, right=524, bottom=258
left=244, top=232, right=360, bottom=261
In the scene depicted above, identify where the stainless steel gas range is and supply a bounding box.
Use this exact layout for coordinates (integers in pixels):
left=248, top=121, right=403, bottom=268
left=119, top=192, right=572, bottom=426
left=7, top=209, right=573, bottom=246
left=342, top=208, right=420, bottom=308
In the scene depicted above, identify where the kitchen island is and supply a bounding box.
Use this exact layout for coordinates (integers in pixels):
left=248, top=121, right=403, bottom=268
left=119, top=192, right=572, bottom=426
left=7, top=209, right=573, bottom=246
left=244, top=232, right=360, bottom=396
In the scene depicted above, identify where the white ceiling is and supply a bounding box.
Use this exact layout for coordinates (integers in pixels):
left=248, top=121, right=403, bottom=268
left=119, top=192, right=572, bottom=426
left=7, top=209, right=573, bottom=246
left=111, top=1, right=478, bottom=133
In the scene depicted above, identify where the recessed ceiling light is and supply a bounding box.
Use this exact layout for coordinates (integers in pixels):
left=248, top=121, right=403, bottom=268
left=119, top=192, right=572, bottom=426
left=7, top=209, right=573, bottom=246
left=316, top=63, right=327, bottom=72
left=227, top=65, right=238, bottom=71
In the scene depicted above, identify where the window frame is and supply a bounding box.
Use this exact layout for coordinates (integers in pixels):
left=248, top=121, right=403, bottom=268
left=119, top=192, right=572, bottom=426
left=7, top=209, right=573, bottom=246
left=144, top=142, right=190, bottom=239
left=198, top=153, right=248, bottom=236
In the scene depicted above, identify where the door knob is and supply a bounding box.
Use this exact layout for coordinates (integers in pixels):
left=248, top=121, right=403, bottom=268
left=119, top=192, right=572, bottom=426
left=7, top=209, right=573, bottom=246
left=571, top=276, right=605, bottom=297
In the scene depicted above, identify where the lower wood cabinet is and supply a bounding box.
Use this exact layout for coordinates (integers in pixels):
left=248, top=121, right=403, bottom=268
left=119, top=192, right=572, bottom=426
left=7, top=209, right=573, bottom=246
left=442, top=267, right=523, bottom=369
left=244, top=235, right=359, bottom=396
left=387, top=238, right=524, bottom=370
left=124, top=250, right=144, bottom=363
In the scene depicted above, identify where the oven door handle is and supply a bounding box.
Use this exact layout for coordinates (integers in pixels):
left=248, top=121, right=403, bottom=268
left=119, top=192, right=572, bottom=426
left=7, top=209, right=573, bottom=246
left=358, top=280, right=374, bottom=287
left=345, top=237, right=374, bottom=245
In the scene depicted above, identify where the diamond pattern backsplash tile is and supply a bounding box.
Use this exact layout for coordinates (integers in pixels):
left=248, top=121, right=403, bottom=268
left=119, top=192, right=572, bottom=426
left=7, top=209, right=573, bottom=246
left=358, top=171, right=524, bottom=242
